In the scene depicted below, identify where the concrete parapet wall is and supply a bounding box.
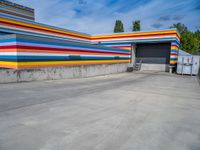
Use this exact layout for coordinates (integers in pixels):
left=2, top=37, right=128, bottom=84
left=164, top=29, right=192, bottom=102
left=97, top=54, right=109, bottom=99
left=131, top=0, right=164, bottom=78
left=0, top=63, right=129, bottom=83
left=140, top=63, right=169, bottom=72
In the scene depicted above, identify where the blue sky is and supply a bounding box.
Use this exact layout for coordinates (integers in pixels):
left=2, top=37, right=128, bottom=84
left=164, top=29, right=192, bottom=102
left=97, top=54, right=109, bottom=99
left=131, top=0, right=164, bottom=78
left=11, top=0, right=200, bottom=34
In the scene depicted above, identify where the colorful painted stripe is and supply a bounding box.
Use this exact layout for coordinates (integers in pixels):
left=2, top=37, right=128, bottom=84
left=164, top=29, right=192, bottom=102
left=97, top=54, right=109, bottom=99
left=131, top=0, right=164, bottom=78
left=169, top=41, right=179, bottom=65
left=0, top=4, right=181, bottom=69
left=0, top=34, right=131, bottom=68
left=0, top=9, right=34, bottom=20
left=0, top=1, right=34, bottom=21
left=0, top=60, right=130, bottom=69
left=0, top=15, right=180, bottom=43
left=0, top=55, right=130, bottom=61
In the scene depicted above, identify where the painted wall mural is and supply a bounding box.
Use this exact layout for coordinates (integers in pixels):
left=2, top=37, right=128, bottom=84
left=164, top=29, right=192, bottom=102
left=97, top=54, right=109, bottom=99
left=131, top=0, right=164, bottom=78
left=0, top=34, right=130, bottom=69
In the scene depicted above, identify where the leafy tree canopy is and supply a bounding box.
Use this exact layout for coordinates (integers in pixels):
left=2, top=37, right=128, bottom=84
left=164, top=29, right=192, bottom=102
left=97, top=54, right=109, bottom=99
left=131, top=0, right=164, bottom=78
left=132, top=20, right=141, bottom=31
left=114, top=20, right=124, bottom=33
left=170, top=23, right=200, bottom=54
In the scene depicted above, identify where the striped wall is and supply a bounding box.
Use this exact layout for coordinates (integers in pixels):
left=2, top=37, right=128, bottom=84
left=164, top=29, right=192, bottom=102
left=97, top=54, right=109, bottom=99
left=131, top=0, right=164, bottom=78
left=91, top=30, right=180, bottom=44
left=170, top=41, right=179, bottom=65
left=0, top=34, right=130, bottom=69
left=0, top=0, right=34, bottom=21
left=0, top=13, right=180, bottom=43
left=0, top=14, right=90, bottom=42
left=0, top=3, right=181, bottom=69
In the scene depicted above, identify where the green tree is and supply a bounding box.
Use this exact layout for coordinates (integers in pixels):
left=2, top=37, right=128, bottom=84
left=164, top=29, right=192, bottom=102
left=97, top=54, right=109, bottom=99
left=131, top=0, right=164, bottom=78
left=114, top=20, right=124, bottom=33
left=170, top=23, right=200, bottom=54
left=194, top=30, right=200, bottom=52
left=132, top=20, right=141, bottom=31
left=170, top=23, right=188, bottom=34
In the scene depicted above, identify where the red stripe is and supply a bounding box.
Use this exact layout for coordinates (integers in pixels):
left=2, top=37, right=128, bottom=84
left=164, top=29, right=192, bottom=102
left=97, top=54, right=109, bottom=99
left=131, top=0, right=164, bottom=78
left=170, top=54, right=177, bottom=56
left=0, top=45, right=130, bottom=55
left=171, top=44, right=179, bottom=47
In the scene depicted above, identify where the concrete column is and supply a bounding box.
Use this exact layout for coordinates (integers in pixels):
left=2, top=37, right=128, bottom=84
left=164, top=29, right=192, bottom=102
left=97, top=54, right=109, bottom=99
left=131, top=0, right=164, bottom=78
left=169, top=41, right=180, bottom=72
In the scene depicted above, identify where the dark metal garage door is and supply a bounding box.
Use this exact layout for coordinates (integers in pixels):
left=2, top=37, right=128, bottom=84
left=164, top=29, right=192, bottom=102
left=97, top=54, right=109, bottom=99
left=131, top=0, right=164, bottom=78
left=136, top=42, right=171, bottom=64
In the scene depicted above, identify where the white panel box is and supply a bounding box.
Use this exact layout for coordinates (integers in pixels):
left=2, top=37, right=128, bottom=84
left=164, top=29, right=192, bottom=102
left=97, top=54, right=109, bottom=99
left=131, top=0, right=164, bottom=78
left=177, top=56, right=200, bottom=75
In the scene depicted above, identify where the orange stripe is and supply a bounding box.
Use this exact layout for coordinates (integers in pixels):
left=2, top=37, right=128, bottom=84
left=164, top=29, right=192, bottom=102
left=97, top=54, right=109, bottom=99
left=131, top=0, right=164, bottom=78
left=0, top=48, right=17, bottom=52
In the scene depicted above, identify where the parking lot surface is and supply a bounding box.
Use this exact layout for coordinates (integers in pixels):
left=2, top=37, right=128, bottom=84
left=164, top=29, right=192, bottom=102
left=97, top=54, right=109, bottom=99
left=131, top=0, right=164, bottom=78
left=0, top=71, right=200, bottom=150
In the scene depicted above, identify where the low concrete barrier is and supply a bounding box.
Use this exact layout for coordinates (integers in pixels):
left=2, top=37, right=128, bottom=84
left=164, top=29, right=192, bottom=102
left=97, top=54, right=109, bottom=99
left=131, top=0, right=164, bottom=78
left=0, top=63, right=129, bottom=83
left=140, top=64, right=169, bottom=72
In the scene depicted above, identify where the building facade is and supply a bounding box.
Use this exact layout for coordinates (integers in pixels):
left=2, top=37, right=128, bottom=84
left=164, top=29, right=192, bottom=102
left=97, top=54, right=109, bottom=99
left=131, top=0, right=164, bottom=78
left=0, top=0, right=180, bottom=70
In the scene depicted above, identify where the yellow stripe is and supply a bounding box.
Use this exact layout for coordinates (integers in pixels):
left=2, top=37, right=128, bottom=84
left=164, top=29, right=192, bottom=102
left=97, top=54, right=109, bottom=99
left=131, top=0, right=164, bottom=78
left=171, top=46, right=178, bottom=50
left=0, top=60, right=130, bottom=69
left=170, top=60, right=177, bottom=64
left=0, top=61, right=18, bottom=68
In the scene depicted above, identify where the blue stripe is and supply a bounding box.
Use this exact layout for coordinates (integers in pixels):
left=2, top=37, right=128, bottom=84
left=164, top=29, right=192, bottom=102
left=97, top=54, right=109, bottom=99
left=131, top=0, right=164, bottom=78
left=0, top=31, right=9, bottom=36
left=0, top=55, right=130, bottom=61
left=170, top=58, right=178, bottom=60
left=171, top=50, right=178, bottom=53
left=0, top=38, right=16, bottom=43
left=171, top=41, right=180, bottom=46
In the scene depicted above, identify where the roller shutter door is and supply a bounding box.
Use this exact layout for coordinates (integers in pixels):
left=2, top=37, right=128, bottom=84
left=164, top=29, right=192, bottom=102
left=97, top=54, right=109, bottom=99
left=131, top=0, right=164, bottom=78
left=136, top=42, right=171, bottom=64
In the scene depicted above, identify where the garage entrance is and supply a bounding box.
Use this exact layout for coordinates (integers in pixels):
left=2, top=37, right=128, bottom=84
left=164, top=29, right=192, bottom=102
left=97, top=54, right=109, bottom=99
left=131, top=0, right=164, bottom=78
left=135, top=42, right=171, bottom=64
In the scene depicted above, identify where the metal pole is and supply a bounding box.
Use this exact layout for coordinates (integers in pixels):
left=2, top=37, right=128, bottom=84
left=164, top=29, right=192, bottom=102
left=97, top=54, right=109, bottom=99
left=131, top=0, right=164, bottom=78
left=191, top=56, right=193, bottom=76
left=181, top=57, right=184, bottom=75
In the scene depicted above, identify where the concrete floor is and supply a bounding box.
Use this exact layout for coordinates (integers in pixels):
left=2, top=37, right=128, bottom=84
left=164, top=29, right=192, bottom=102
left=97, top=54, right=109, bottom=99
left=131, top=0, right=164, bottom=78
left=0, top=71, right=200, bottom=150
